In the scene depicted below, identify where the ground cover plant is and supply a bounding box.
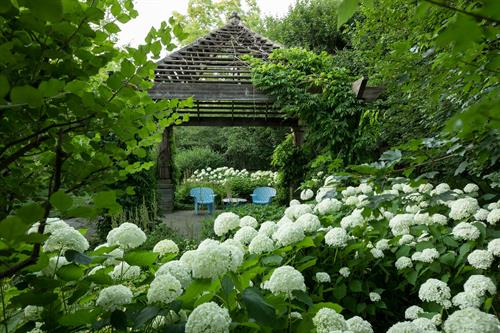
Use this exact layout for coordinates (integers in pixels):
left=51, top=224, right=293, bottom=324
left=2, top=174, right=499, bottom=332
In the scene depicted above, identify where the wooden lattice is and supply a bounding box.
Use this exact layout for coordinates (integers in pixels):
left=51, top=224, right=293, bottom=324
left=150, top=13, right=297, bottom=127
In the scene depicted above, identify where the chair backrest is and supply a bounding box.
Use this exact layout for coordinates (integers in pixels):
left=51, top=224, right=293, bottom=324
left=190, top=187, right=214, bottom=203
left=252, top=187, right=276, bottom=201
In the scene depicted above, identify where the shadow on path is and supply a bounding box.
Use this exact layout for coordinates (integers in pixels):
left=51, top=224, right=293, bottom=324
left=161, top=210, right=221, bottom=240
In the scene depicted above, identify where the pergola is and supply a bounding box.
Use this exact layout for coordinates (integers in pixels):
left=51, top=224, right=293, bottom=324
left=151, top=13, right=297, bottom=212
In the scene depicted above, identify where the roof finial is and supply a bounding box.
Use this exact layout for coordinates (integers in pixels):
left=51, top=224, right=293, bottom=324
left=229, top=12, right=241, bottom=24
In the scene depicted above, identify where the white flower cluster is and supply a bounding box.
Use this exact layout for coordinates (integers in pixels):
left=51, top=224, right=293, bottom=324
left=156, top=260, right=192, bottom=288
left=185, top=302, right=231, bottom=333
left=487, top=238, right=500, bottom=256
left=395, top=256, right=413, bottom=270
left=214, top=212, right=240, bottom=236
left=40, top=256, right=69, bottom=276
left=28, top=217, right=69, bottom=234
left=259, top=221, right=278, bottom=237
left=152, top=239, right=179, bottom=256
left=96, top=285, right=133, bottom=311
left=339, top=267, right=350, bottom=278
left=487, top=208, right=500, bottom=225
left=300, top=188, right=314, bottom=201
left=315, top=198, right=342, bottom=215
left=239, top=215, right=258, bottom=228
left=234, top=226, right=258, bottom=245
left=106, top=222, right=146, bottom=249
left=262, top=266, right=306, bottom=298
left=340, top=214, right=364, bottom=229
left=418, top=278, right=451, bottom=308
left=448, top=197, right=479, bottom=221
left=369, top=292, right=381, bottom=302
left=325, top=227, right=349, bottom=247
left=467, top=249, right=493, bottom=269
left=404, top=305, right=423, bottom=320
left=411, top=248, right=439, bottom=263
left=147, top=273, right=183, bottom=305
left=389, top=214, right=414, bottom=236
left=43, top=225, right=89, bottom=253
left=110, top=262, right=141, bottom=281
left=315, top=272, right=331, bottom=283
left=188, top=167, right=277, bottom=186
left=312, top=308, right=347, bottom=333
left=443, top=307, right=500, bottom=333
left=272, top=221, right=305, bottom=246
left=295, top=213, right=321, bottom=233
left=248, top=234, right=274, bottom=254
left=284, top=204, right=313, bottom=220
left=452, top=222, right=480, bottom=241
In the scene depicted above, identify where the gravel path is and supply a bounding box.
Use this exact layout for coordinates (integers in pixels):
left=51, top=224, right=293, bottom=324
left=161, top=210, right=220, bottom=240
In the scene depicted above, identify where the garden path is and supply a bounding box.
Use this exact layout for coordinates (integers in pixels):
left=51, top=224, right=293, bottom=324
left=161, top=210, right=219, bottom=240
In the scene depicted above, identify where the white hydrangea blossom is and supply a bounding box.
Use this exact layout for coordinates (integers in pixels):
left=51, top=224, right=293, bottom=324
left=375, top=239, right=390, bottom=251
left=185, top=302, right=231, bottom=333
left=43, top=226, right=89, bottom=253
left=412, top=318, right=437, bottom=331
left=464, top=183, right=479, bottom=194
left=220, top=242, right=244, bottom=273
left=233, top=226, right=258, bottom=245
left=106, top=223, right=146, bottom=249
left=486, top=209, right=500, bottom=225
left=418, top=183, right=433, bottom=193
left=418, top=279, right=451, bottom=308
left=289, top=311, right=302, bottom=320
left=370, top=248, right=384, bottom=259
left=340, top=215, right=364, bottom=229
left=147, top=273, right=182, bottom=305
left=369, top=292, right=381, bottom=302
left=24, top=306, right=43, bottom=321
left=432, top=183, right=451, bottom=195
left=289, top=199, right=300, bottom=206
left=344, top=196, right=359, bottom=206
left=189, top=241, right=231, bottom=279
left=248, top=234, right=274, bottom=254
left=284, top=204, right=313, bottom=220
left=258, top=221, right=278, bottom=237
left=346, top=316, right=373, bottom=333
left=358, top=183, right=373, bottom=194
left=389, top=214, right=414, bottom=236
left=342, top=186, right=358, bottom=197
left=448, top=198, right=479, bottom=221
left=272, top=222, right=305, bottom=246
left=312, top=308, right=347, bottom=333
left=40, top=256, right=69, bottom=276
left=452, top=222, right=481, bottom=241
left=240, top=215, right=258, bottom=228
left=474, top=208, right=489, bottom=221
left=96, top=285, right=133, bottom=311
left=413, top=212, right=432, bottom=225
left=103, top=248, right=124, bottom=266
left=326, top=227, right=350, bottom=247
left=28, top=217, right=70, bottom=234
left=452, top=291, right=482, bottom=309
left=213, top=212, right=240, bottom=236
left=443, top=307, right=500, bottom=333
left=110, top=262, right=141, bottom=281
left=315, top=272, right=331, bottom=283
left=152, top=239, right=179, bottom=256
left=262, top=266, right=306, bottom=298
left=156, top=260, right=192, bottom=288
left=315, top=198, right=342, bottom=215
left=295, top=213, right=321, bottom=233
left=463, top=275, right=497, bottom=297
left=398, top=234, right=415, bottom=246
left=395, top=256, right=413, bottom=270
left=487, top=238, right=500, bottom=256
left=386, top=321, right=421, bottom=333
left=411, top=248, right=439, bottom=263
left=467, top=249, right=494, bottom=269
left=405, top=305, right=423, bottom=320
left=300, top=189, right=314, bottom=201
left=405, top=205, right=419, bottom=214
left=339, top=267, right=350, bottom=278
left=315, top=186, right=336, bottom=202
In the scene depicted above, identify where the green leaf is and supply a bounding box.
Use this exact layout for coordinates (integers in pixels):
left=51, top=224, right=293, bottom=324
left=110, top=310, right=128, bottom=329
left=333, top=283, right=347, bottom=300
left=104, top=22, right=121, bottom=34
left=261, top=254, right=283, bottom=266
left=133, top=306, right=159, bottom=328
left=10, top=85, right=42, bottom=107
left=39, top=79, right=65, bottom=97
left=87, top=268, right=114, bottom=285
left=440, top=252, right=456, bottom=266
left=93, top=191, right=118, bottom=209
left=221, top=275, right=234, bottom=299
left=337, top=0, right=359, bottom=28
left=0, top=75, right=9, bottom=97
left=11, top=291, right=58, bottom=306
left=295, top=236, right=315, bottom=249
left=406, top=270, right=418, bottom=285
left=50, top=190, right=73, bottom=211
left=124, top=250, right=158, bottom=266
left=0, top=216, right=29, bottom=243
left=26, top=0, right=63, bottom=21
left=349, top=280, right=363, bottom=292
left=242, top=288, right=277, bottom=327
left=57, top=263, right=84, bottom=281
left=177, top=279, right=212, bottom=307
left=310, top=302, right=343, bottom=314
left=292, top=290, right=313, bottom=307
left=16, top=203, right=44, bottom=225
left=65, top=250, right=92, bottom=265
left=59, top=309, right=100, bottom=326
left=121, top=59, right=135, bottom=77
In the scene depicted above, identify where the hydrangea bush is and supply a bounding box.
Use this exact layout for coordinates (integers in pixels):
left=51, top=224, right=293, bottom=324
left=3, top=176, right=500, bottom=332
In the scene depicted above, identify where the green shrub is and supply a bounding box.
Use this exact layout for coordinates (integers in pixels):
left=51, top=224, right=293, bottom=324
left=175, top=147, right=225, bottom=180
left=174, top=181, right=226, bottom=209
left=141, top=223, right=198, bottom=253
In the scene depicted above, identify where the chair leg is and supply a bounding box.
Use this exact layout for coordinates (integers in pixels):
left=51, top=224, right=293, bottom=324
left=194, top=203, right=198, bottom=215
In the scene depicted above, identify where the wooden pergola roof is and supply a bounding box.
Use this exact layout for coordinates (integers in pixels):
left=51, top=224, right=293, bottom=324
left=150, top=13, right=297, bottom=127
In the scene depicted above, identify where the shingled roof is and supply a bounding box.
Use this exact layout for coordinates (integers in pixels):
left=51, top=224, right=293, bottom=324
left=150, top=13, right=296, bottom=127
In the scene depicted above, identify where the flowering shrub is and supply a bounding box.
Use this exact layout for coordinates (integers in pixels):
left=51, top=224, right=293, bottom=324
left=187, top=167, right=278, bottom=187
left=3, top=176, right=500, bottom=332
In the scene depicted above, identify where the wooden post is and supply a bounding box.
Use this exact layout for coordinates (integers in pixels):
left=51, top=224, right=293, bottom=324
left=289, top=126, right=305, bottom=201
left=158, top=127, right=174, bottom=213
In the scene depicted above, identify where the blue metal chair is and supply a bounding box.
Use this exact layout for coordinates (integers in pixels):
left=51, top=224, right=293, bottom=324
left=251, top=187, right=276, bottom=205
left=190, top=187, right=216, bottom=214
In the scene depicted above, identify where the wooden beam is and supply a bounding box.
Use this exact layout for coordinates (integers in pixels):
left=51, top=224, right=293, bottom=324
left=177, top=116, right=298, bottom=127
left=150, top=82, right=272, bottom=101
left=352, top=77, right=384, bottom=102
